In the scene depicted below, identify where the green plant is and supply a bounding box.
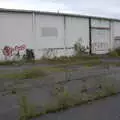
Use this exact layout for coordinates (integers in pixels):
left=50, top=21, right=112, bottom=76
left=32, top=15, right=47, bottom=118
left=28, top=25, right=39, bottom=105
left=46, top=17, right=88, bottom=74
left=81, top=85, right=87, bottom=93
left=103, top=84, right=117, bottom=95
left=23, top=83, right=118, bottom=119
left=0, top=61, right=18, bottom=65
left=11, top=88, right=17, bottom=94
left=22, top=69, right=45, bottom=79
left=19, top=96, right=35, bottom=120
left=74, top=39, right=89, bottom=56
left=42, top=48, right=57, bottom=59
left=108, top=47, right=120, bottom=57
left=25, top=49, right=35, bottom=61
left=57, top=90, right=74, bottom=108
left=108, top=50, right=118, bottom=57
left=0, top=68, right=46, bottom=80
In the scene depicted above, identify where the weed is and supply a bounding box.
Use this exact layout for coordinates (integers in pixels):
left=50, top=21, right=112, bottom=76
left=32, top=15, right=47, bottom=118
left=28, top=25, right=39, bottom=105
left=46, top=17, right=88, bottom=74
left=103, top=84, right=117, bottom=95
left=19, top=85, right=118, bottom=120
left=11, top=88, right=17, bottom=94
left=22, top=69, right=45, bottom=79
left=74, top=39, right=89, bottom=56
left=107, top=47, right=120, bottom=57
left=19, top=95, right=35, bottom=120
left=57, top=90, right=75, bottom=108
left=0, top=61, right=17, bottom=66
left=0, top=68, right=46, bottom=80
left=81, top=86, right=87, bottom=93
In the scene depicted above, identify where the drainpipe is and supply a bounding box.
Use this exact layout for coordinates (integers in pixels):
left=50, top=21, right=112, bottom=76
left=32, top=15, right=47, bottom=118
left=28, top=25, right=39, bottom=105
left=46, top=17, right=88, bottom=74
left=89, top=17, right=92, bottom=55
left=32, top=12, right=36, bottom=59
left=63, top=15, right=68, bottom=81
left=109, top=20, right=113, bottom=51
left=32, top=12, right=35, bottom=46
left=64, top=15, right=66, bottom=53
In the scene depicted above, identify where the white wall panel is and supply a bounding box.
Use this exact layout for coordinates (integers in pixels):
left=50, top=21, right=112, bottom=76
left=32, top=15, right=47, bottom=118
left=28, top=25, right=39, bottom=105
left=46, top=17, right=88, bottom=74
left=35, top=14, right=64, bottom=49
left=92, top=29, right=110, bottom=54
left=0, top=12, right=33, bottom=48
left=112, top=21, right=120, bottom=48
left=65, top=17, right=89, bottom=48
left=0, top=10, right=120, bottom=60
left=91, top=19, right=110, bottom=28
left=0, top=12, right=33, bottom=60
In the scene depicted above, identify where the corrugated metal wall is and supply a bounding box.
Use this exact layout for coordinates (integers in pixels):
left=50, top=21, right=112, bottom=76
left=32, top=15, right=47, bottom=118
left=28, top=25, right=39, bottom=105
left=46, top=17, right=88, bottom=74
left=111, top=21, right=120, bottom=49
left=91, top=19, right=110, bottom=54
left=0, top=12, right=33, bottom=60
left=65, top=16, right=89, bottom=48
left=34, top=14, right=65, bottom=59
left=0, top=11, right=120, bottom=60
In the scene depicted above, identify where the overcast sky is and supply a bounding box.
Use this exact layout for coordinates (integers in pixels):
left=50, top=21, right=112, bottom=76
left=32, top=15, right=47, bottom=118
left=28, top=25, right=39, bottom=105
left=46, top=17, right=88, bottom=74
left=0, top=0, right=120, bottom=19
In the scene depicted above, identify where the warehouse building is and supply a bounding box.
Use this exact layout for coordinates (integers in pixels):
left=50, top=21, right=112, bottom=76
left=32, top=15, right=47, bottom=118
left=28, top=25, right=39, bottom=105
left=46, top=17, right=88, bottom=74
left=0, top=8, right=120, bottom=61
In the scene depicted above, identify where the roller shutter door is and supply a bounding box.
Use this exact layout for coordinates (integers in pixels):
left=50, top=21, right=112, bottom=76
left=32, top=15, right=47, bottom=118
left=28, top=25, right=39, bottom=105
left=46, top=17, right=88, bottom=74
left=92, top=29, right=110, bottom=54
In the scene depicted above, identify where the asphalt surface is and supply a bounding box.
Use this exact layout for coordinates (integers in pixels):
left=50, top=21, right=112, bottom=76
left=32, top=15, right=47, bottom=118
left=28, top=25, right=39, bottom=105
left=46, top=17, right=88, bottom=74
left=0, top=60, right=120, bottom=120
left=32, top=94, right=120, bottom=120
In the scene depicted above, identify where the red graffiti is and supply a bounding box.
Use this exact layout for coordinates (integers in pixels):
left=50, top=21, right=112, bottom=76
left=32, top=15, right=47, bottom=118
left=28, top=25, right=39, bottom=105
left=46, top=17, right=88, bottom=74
left=3, top=45, right=26, bottom=56
left=15, top=45, right=26, bottom=51
left=3, top=46, right=12, bottom=56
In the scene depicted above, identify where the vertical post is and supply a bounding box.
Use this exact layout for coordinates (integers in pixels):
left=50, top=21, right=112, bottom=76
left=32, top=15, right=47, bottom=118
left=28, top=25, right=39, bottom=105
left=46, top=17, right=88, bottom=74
left=32, top=12, right=35, bottom=45
left=63, top=15, right=68, bottom=81
left=109, top=20, right=113, bottom=51
left=89, top=17, right=92, bottom=55
left=64, top=15, right=66, bottom=51
left=32, top=12, right=36, bottom=60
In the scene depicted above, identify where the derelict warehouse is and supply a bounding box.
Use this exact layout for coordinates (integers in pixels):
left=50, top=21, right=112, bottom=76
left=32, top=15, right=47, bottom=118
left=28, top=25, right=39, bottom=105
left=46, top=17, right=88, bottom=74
left=0, top=8, right=120, bottom=60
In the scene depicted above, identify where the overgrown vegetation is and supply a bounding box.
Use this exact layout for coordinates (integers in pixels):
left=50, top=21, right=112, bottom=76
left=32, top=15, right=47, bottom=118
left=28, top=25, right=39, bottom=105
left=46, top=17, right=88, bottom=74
left=22, top=49, right=35, bottom=63
left=0, top=61, right=19, bottom=66
left=74, top=39, right=89, bottom=56
left=19, top=96, right=35, bottom=120
left=0, top=68, right=46, bottom=80
left=0, top=66, right=72, bottom=80
left=0, top=55, right=100, bottom=66
left=40, top=56, right=100, bottom=65
left=39, top=40, right=100, bottom=65
left=19, top=81, right=118, bottom=120
left=0, top=42, right=120, bottom=67
left=108, top=47, right=120, bottom=57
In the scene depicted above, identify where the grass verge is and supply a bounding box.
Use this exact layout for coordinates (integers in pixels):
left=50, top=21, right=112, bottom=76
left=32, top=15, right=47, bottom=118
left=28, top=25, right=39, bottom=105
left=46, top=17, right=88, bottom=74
left=19, top=96, right=36, bottom=120
left=0, top=66, right=69, bottom=80
left=0, top=55, right=100, bottom=66
left=0, top=68, right=46, bottom=80
left=19, top=82, right=118, bottom=120
left=38, top=55, right=100, bottom=64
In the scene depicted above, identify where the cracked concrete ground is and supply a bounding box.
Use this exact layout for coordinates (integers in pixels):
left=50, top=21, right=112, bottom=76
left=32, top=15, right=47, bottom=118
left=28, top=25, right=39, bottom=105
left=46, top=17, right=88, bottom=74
left=0, top=61, right=120, bottom=120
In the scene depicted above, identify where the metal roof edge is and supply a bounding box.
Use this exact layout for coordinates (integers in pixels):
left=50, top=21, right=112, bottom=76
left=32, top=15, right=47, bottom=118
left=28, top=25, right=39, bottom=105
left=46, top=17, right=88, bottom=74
left=0, top=8, right=120, bottom=21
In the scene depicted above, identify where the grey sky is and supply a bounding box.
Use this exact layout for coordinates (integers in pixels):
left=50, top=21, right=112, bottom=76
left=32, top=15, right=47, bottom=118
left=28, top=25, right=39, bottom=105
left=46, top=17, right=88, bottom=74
left=0, top=0, right=120, bottom=18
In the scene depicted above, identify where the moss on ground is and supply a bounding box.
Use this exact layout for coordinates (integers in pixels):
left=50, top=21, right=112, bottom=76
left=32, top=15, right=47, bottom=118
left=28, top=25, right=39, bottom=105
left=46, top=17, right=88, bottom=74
left=0, top=68, right=46, bottom=80
left=19, top=81, right=118, bottom=120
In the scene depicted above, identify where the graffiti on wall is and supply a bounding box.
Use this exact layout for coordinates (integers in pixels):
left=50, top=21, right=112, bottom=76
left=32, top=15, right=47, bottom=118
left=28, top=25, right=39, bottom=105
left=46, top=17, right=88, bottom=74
left=3, top=44, right=26, bottom=57
left=2, top=45, right=26, bottom=61
left=92, top=42, right=109, bottom=52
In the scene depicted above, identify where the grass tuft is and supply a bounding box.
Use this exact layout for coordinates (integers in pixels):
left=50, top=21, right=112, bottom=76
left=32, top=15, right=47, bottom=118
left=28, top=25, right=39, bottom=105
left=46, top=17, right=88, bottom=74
left=19, top=96, right=35, bottom=120
left=23, top=82, right=118, bottom=119
left=0, top=68, right=46, bottom=80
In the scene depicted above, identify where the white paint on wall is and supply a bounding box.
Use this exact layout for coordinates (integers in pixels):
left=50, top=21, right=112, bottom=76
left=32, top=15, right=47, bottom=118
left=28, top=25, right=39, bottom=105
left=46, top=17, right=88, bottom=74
left=92, top=29, right=110, bottom=54
left=35, top=14, right=64, bottom=49
left=34, top=48, right=74, bottom=59
left=91, top=19, right=110, bottom=54
left=0, top=12, right=33, bottom=60
left=91, top=18, right=110, bottom=28
left=34, top=14, right=65, bottom=59
left=112, top=21, right=120, bottom=48
left=0, top=11, right=120, bottom=60
left=0, top=12, right=33, bottom=48
left=65, top=17, right=89, bottom=48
